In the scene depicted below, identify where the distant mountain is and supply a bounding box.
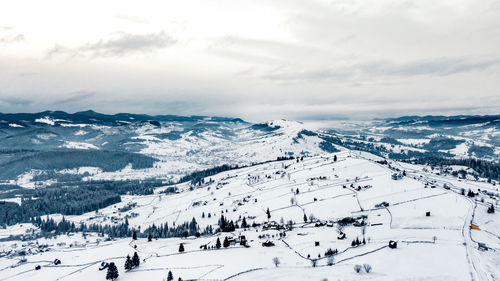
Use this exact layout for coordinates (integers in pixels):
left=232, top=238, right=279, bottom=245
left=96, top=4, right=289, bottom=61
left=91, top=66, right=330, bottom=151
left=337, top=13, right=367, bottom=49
left=0, top=111, right=336, bottom=186
left=0, top=110, right=246, bottom=126
left=0, top=111, right=497, bottom=190
left=386, top=114, right=500, bottom=125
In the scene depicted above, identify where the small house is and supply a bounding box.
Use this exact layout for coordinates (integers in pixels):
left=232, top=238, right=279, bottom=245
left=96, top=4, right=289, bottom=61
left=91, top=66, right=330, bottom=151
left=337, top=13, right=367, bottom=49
left=426, top=211, right=431, bottom=217
left=99, top=262, right=109, bottom=271
left=391, top=173, right=403, bottom=180
left=262, top=241, right=275, bottom=247
left=315, top=241, right=320, bottom=246
left=478, top=243, right=488, bottom=251
left=389, top=240, right=397, bottom=249
left=470, top=224, right=479, bottom=230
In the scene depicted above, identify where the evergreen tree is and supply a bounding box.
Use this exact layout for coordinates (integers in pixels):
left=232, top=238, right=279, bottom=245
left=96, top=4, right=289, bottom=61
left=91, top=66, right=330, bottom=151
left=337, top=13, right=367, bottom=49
left=124, top=255, right=133, bottom=270
left=241, top=217, right=247, bottom=228
left=132, top=231, right=137, bottom=240
left=228, top=220, right=235, bottom=231
left=178, top=243, right=185, bottom=252
left=303, top=213, right=307, bottom=222
left=223, top=237, right=230, bottom=248
left=132, top=252, right=140, bottom=267
left=266, top=208, right=271, bottom=220
left=334, top=155, right=337, bottom=162
left=106, top=262, right=119, bottom=280
left=167, top=270, right=174, bottom=281
left=467, top=189, right=475, bottom=197
left=488, top=204, right=495, bottom=213
left=189, top=217, right=199, bottom=236
left=148, top=233, right=152, bottom=242
left=216, top=237, right=221, bottom=249
left=219, top=215, right=227, bottom=231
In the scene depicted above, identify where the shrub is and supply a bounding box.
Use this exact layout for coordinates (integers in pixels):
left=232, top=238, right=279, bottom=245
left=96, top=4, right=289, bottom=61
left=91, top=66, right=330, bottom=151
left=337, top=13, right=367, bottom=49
left=363, top=264, right=372, bottom=273
left=272, top=257, right=280, bottom=267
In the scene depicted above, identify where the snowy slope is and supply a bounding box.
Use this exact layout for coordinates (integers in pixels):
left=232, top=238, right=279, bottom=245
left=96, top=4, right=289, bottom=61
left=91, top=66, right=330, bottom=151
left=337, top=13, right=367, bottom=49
left=2, top=151, right=499, bottom=281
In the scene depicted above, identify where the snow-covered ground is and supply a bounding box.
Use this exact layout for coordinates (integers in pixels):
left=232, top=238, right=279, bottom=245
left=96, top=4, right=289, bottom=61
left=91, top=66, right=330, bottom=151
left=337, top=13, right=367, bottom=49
left=1, top=151, right=498, bottom=281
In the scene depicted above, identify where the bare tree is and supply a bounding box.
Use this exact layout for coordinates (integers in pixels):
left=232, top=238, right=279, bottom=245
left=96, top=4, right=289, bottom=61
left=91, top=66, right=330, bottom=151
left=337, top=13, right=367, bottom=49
left=311, top=259, right=317, bottom=267
left=363, top=264, right=372, bottom=273
left=272, top=257, right=280, bottom=267
left=354, top=264, right=362, bottom=273
left=327, top=256, right=334, bottom=266
left=432, top=236, right=437, bottom=243
left=336, top=223, right=344, bottom=234
left=309, top=213, right=316, bottom=222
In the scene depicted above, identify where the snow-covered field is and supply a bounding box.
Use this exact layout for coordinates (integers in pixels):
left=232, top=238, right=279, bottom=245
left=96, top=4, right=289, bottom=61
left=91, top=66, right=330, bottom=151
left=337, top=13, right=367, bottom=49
left=1, top=151, right=499, bottom=281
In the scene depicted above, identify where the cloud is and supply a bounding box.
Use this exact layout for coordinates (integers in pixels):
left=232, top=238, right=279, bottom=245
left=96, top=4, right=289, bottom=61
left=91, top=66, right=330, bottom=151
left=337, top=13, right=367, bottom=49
left=2, top=1, right=500, bottom=120
left=362, top=57, right=500, bottom=76
left=0, top=34, right=24, bottom=44
left=0, top=91, right=100, bottom=114
left=113, top=14, right=150, bottom=25
left=47, top=31, right=176, bottom=58
left=262, top=68, right=350, bottom=81
left=259, top=57, right=500, bottom=82
left=0, top=96, right=33, bottom=108
left=53, top=91, right=97, bottom=106
left=17, top=72, right=39, bottom=78
left=0, top=26, right=25, bottom=45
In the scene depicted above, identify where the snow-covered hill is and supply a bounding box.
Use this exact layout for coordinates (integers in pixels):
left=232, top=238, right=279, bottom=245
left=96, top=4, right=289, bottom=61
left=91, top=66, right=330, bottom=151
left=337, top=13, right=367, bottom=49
left=1, top=151, right=498, bottom=281
left=0, top=112, right=337, bottom=187
left=2, top=112, right=498, bottom=190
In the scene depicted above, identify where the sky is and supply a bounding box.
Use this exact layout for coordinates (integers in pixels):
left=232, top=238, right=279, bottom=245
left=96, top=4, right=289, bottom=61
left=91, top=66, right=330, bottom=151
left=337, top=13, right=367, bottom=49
left=0, top=0, right=499, bottom=122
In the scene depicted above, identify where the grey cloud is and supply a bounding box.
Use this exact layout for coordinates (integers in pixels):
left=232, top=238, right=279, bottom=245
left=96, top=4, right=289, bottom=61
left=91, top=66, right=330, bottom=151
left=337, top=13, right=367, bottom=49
left=46, top=44, right=74, bottom=58
left=0, top=91, right=99, bottom=114
left=364, top=57, right=500, bottom=76
left=0, top=97, right=34, bottom=112
left=260, top=57, right=500, bottom=82
left=17, top=72, right=39, bottom=78
left=47, top=31, right=176, bottom=58
left=53, top=91, right=96, bottom=106
left=263, top=69, right=350, bottom=81
left=208, top=35, right=326, bottom=65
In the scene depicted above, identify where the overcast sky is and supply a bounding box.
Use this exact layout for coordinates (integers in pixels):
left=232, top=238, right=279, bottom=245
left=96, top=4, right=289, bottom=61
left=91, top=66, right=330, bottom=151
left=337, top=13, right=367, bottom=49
left=0, top=0, right=499, bottom=121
